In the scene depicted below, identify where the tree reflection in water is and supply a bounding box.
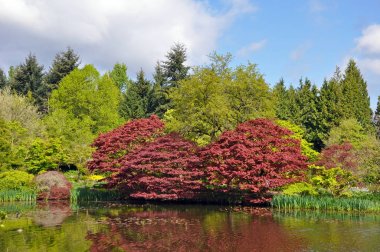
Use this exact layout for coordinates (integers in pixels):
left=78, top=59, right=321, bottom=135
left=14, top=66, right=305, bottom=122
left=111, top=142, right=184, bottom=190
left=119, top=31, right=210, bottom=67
left=86, top=205, right=304, bottom=252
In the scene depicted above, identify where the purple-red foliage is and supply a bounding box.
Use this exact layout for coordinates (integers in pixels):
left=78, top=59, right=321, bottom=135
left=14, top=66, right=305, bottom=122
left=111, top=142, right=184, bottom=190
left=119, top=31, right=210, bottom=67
left=316, top=142, right=358, bottom=172
left=107, top=133, right=202, bottom=200
left=87, top=115, right=164, bottom=172
left=199, top=118, right=308, bottom=203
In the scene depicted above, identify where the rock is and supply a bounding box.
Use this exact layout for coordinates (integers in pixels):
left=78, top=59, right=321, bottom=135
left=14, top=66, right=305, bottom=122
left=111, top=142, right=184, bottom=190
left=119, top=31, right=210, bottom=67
left=34, top=171, right=72, bottom=200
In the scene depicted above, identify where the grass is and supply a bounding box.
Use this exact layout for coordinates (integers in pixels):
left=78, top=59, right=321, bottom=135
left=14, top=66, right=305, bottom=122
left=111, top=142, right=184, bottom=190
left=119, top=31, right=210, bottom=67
left=0, top=189, right=37, bottom=202
left=271, top=194, right=380, bottom=212
left=70, top=187, right=124, bottom=203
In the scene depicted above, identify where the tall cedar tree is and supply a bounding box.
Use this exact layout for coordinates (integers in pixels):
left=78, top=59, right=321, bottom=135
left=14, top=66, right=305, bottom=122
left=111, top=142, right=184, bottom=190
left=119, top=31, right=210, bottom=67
left=0, top=68, right=6, bottom=89
left=375, top=96, right=380, bottom=138
left=149, top=43, right=190, bottom=115
left=341, top=59, right=372, bottom=129
left=107, top=133, right=202, bottom=200
left=88, top=115, right=165, bottom=173
left=45, top=47, right=80, bottom=91
left=318, top=68, right=344, bottom=142
left=11, top=54, right=46, bottom=112
left=121, top=69, right=151, bottom=119
left=199, top=118, right=307, bottom=203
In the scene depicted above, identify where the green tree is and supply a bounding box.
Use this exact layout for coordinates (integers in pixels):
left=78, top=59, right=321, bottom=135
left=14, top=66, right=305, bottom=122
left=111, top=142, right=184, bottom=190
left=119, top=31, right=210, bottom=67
left=0, top=68, right=6, bottom=89
left=11, top=54, right=46, bottom=112
left=374, top=95, right=380, bottom=139
left=273, top=78, right=292, bottom=120
left=120, top=69, right=151, bottom=119
left=49, top=64, right=122, bottom=134
left=341, top=59, right=372, bottom=129
left=318, top=68, right=344, bottom=142
left=109, top=62, right=130, bottom=92
left=162, top=43, right=189, bottom=88
left=148, top=62, right=167, bottom=116
left=45, top=47, right=80, bottom=91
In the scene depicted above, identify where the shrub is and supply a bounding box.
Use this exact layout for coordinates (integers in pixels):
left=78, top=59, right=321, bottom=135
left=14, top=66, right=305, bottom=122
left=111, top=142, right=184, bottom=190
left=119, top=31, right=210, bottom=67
left=0, top=170, right=35, bottom=191
left=199, top=118, right=308, bottom=203
left=88, top=115, right=164, bottom=173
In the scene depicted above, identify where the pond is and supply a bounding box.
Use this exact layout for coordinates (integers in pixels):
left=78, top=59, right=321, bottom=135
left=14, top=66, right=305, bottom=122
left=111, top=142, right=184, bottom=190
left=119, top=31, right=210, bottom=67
left=0, top=202, right=380, bottom=251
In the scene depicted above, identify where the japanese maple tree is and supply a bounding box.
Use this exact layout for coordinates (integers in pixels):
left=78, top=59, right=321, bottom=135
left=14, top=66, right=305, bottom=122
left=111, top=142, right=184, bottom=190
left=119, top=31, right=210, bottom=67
left=107, top=133, right=202, bottom=200
left=87, top=115, right=164, bottom=173
left=199, top=118, right=307, bottom=203
left=316, top=143, right=358, bottom=172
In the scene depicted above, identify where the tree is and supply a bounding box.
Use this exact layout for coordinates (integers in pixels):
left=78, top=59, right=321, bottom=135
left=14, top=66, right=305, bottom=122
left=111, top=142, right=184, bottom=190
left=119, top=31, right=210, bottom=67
left=109, top=63, right=130, bottom=92
left=49, top=64, right=122, bottom=134
left=162, top=43, right=189, bottom=88
left=273, top=78, right=291, bottom=120
left=120, top=69, right=151, bottom=119
left=341, top=59, right=372, bottom=129
left=374, top=95, right=380, bottom=139
left=88, top=115, right=165, bottom=173
left=107, top=133, right=202, bottom=200
left=199, top=118, right=307, bottom=203
left=147, top=62, right=167, bottom=116
left=166, top=56, right=273, bottom=146
left=11, top=54, right=46, bottom=112
left=0, top=68, right=6, bottom=89
left=45, top=47, right=80, bottom=91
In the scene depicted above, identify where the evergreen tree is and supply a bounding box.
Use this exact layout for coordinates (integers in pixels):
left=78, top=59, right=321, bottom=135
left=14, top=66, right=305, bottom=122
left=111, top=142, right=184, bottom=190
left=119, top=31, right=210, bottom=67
left=374, top=96, right=380, bottom=139
left=120, top=69, right=151, bottom=119
left=147, top=62, right=167, bottom=116
left=45, top=47, right=80, bottom=90
left=341, top=59, right=372, bottom=129
left=273, top=78, right=292, bottom=120
left=162, top=43, right=189, bottom=88
left=319, top=67, right=344, bottom=141
left=295, top=78, right=323, bottom=150
left=0, top=68, right=6, bottom=89
left=11, top=54, right=46, bottom=112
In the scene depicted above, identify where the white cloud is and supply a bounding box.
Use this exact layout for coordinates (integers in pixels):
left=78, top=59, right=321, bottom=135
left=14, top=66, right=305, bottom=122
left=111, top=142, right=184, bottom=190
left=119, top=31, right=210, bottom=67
left=237, top=39, right=267, bottom=57
left=0, top=0, right=256, bottom=77
left=356, top=24, right=380, bottom=55
left=359, top=58, right=380, bottom=75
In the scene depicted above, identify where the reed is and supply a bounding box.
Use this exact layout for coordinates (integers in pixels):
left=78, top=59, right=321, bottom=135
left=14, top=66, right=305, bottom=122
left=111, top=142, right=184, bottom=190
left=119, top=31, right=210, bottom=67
left=0, top=189, right=37, bottom=202
left=271, top=194, right=380, bottom=212
left=70, top=187, right=124, bottom=203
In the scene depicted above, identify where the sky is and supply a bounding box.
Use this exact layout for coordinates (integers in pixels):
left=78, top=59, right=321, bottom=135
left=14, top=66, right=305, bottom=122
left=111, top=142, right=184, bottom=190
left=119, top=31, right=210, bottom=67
left=0, top=0, right=379, bottom=108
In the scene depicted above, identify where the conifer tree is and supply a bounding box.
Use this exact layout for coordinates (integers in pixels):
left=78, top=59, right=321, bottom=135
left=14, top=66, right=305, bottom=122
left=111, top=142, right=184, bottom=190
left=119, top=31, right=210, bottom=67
left=374, top=96, right=380, bottom=139
left=162, top=43, right=189, bottom=88
left=0, top=68, right=6, bottom=89
left=273, top=78, right=292, bottom=120
left=341, top=59, right=372, bottom=129
left=11, top=54, right=46, bottom=112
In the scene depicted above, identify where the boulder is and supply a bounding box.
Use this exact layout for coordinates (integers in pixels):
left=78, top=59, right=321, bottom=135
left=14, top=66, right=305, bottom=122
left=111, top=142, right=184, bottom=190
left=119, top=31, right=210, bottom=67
left=35, top=171, right=72, bottom=200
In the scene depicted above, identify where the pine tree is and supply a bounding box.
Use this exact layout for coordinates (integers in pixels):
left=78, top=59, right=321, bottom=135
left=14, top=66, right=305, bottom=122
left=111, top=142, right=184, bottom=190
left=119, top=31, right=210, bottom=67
left=45, top=47, right=80, bottom=90
left=319, top=67, right=344, bottom=141
left=120, top=69, right=151, bottom=119
left=162, top=43, right=189, bottom=88
left=273, top=78, right=292, bottom=120
left=0, top=68, right=6, bottom=89
left=11, top=54, right=46, bottom=112
left=341, top=59, right=372, bottom=129
left=374, top=96, right=380, bottom=139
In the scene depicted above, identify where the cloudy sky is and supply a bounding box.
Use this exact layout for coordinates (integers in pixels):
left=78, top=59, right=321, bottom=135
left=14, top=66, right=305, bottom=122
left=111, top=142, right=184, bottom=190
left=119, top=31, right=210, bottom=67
left=0, top=0, right=379, bottom=107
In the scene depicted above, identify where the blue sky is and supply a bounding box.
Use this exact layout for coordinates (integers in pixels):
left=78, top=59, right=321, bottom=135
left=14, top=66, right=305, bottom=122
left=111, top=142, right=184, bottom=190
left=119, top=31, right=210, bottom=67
left=0, top=0, right=379, bottom=108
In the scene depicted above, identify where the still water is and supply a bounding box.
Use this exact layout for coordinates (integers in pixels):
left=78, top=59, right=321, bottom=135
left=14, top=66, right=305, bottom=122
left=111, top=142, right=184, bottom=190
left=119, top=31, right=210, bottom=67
left=0, top=202, right=379, bottom=252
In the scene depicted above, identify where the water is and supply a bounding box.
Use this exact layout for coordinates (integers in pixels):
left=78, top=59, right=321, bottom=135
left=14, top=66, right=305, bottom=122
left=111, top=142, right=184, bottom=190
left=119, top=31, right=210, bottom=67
left=0, top=202, right=380, bottom=252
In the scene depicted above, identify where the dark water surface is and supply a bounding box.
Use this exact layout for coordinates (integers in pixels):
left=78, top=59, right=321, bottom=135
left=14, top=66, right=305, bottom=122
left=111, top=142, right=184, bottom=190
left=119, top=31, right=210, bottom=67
left=0, top=202, right=379, bottom=252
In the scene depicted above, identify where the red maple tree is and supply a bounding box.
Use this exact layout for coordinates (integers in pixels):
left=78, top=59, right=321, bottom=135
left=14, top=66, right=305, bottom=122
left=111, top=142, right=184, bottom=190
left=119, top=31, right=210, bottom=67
left=88, top=115, right=165, bottom=173
left=316, top=142, right=358, bottom=172
left=107, top=133, right=202, bottom=200
left=199, top=118, right=308, bottom=203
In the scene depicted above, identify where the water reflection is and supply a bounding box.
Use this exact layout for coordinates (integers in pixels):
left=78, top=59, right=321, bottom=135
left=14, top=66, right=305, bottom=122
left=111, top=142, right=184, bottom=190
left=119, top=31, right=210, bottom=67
left=0, top=203, right=379, bottom=252
left=86, top=205, right=304, bottom=252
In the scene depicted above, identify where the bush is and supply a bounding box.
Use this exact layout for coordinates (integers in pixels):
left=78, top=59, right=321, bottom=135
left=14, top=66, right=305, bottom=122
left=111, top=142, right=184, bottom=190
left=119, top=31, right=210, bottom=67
left=0, top=171, right=35, bottom=191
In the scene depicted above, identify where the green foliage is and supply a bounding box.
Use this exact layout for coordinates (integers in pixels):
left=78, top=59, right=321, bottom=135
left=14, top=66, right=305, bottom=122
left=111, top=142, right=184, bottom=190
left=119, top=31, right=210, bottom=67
left=50, top=64, right=122, bottom=134
left=10, top=54, right=47, bottom=112
left=0, top=68, right=6, bottom=89
left=282, top=182, right=318, bottom=196
left=0, top=171, right=35, bottom=191
left=272, top=194, right=380, bottom=212
left=275, top=120, right=319, bottom=161
left=24, top=138, right=68, bottom=174
left=166, top=55, right=274, bottom=144
left=341, top=59, right=372, bottom=129
left=109, top=63, right=130, bottom=92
